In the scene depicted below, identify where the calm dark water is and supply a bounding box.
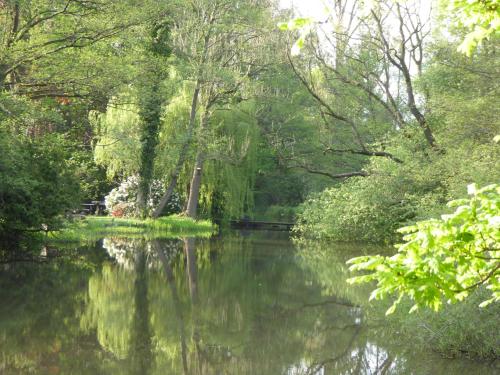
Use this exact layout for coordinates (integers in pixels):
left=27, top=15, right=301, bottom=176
left=0, top=231, right=497, bottom=374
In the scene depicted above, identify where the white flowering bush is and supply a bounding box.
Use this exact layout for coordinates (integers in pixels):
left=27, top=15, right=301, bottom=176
left=105, top=175, right=182, bottom=217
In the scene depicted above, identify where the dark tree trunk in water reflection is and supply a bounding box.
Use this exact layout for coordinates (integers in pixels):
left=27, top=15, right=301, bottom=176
left=128, top=246, right=152, bottom=375
left=184, top=237, right=204, bottom=375
left=185, top=238, right=198, bottom=303
left=155, top=240, right=189, bottom=375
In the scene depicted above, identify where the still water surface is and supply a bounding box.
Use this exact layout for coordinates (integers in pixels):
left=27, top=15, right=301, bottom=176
left=0, top=231, right=497, bottom=374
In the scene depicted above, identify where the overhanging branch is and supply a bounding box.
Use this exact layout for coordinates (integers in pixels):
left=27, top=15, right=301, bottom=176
left=290, top=163, right=368, bottom=179
left=324, top=147, right=403, bottom=163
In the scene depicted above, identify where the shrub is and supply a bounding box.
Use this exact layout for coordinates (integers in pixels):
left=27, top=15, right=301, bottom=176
left=294, top=129, right=500, bottom=243
left=294, top=174, right=422, bottom=243
left=0, top=130, right=80, bottom=239
left=104, top=175, right=181, bottom=217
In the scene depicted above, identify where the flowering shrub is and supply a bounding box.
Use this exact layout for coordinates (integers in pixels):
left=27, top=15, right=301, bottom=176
left=105, top=175, right=182, bottom=217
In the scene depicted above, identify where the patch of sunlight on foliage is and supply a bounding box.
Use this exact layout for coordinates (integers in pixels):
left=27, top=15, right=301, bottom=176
left=48, top=215, right=215, bottom=243
left=347, top=184, right=500, bottom=315
left=445, top=0, right=500, bottom=56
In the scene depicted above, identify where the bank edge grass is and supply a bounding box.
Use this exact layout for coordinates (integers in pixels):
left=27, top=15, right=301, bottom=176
left=49, top=215, right=215, bottom=242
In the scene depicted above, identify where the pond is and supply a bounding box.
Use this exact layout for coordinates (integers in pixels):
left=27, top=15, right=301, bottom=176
left=0, top=231, right=497, bottom=374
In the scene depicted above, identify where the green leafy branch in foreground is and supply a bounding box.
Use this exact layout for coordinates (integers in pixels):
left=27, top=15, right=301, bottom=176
left=347, top=184, right=500, bottom=315
left=448, top=0, right=500, bottom=56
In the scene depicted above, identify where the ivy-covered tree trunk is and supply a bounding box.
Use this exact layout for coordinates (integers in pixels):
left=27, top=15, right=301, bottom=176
left=136, top=75, right=162, bottom=218
left=136, top=19, right=171, bottom=218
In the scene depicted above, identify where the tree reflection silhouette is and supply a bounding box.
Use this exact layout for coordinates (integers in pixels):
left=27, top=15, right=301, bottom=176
left=0, top=235, right=496, bottom=374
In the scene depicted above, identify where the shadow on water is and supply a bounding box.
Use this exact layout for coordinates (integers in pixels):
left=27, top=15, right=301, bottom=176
left=0, top=231, right=498, bottom=374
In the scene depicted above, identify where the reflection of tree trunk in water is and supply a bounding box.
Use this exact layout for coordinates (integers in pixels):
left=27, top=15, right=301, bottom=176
left=353, top=345, right=365, bottom=374
left=185, top=238, right=198, bottom=302
left=155, top=240, right=189, bottom=375
left=184, top=237, right=203, bottom=375
left=379, top=354, right=394, bottom=375
left=128, top=246, right=152, bottom=375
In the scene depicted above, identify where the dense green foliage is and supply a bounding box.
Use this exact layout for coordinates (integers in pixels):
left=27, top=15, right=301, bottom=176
left=348, top=184, right=500, bottom=314
left=0, top=0, right=499, bottom=362
left=446, top=0, right=500, bottom=55
left=295, top=38, right=500, bottom=243
left=0, top=124, right=79, bottom=239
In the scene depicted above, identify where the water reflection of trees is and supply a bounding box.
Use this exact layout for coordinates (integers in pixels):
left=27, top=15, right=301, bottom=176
left=1, top=236, right=497, bottom=374
left=0, top=242, right=124, bottom=374
left=89, top=235, right=407, bottom=374
left=294, top=241, right=400, bottom=375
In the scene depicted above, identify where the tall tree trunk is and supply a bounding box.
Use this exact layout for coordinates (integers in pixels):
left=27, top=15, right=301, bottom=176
left=136, top=77, right=162, bottom=217
left=151, top=80, right=202, bottom=218
left=152, top=19, right=214, bottom=219
left=135, top=18, right=173, bottom=218
left=185, top=152, right=204, bottom=218
left=185, top=111, right=209, bottom=219
left=7, top=3, right=20, bottom=49
left=371, top=8, right=437, bottom=149
left=400, top=62, right=437, bottom=148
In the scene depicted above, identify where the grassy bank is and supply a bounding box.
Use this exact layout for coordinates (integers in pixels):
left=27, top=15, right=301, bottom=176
left=48, top=215, right=215, bottom=242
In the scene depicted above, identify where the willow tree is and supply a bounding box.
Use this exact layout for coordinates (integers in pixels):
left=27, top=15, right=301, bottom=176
left=153, top=0, right=274, bottom=219
left=183, top=0, right=274, bottom=219
left=151, top=0, right=216, bottom=218
left=196, top=101, right=262, bottom=220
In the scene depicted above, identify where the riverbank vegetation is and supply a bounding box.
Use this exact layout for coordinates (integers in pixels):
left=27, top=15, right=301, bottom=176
left=48, top=216, right=215, bottom=242
left=0, top=0, right=498, bottom=363
left=2, top=0, right=497, bottom=236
